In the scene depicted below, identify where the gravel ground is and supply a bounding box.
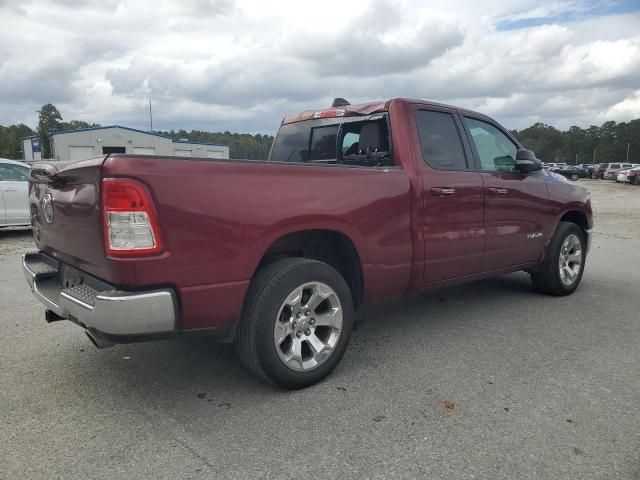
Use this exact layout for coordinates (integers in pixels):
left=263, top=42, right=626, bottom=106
left=1, top=179, right=639, bottom=480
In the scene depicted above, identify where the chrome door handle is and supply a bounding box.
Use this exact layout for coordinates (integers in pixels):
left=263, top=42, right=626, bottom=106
left=431, top=187, right=456, bottom=197
left=487, top=187, right=508, bottom=196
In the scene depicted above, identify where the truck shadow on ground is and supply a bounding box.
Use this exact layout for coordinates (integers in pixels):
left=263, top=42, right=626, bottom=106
left=56, top=271, right=548, bottom=403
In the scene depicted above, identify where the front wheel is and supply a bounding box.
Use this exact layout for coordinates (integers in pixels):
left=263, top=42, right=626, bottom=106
left=236, top=257, right=354, bottom=388
left=570, top=173, right=579, bottom=181
left=530, top=222, right=586, bottom=295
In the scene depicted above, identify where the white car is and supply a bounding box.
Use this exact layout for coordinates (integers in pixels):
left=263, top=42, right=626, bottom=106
left=547, top=163, right=567, bottom=172
left=616, top=170, right=629, bottom=182
left=0, top=158, right=30, bottom=227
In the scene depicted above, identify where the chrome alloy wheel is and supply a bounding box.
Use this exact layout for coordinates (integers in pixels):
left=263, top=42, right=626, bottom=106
left=273, top=282, right=343, bottom=372
left=558, top=234, right=582, bottom=286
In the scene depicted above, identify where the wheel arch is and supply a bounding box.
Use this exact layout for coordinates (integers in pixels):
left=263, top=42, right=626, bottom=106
left=558, top=210, right=589, bottom=233
left=252, top=229, right=365, bottom=309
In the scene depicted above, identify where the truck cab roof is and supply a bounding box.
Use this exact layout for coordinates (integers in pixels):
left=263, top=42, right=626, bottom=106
left=281, top=98, right=490, bottom=125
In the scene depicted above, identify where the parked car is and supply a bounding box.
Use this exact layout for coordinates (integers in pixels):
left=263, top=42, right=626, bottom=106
left=0, top=158, right=30, bottom=227
left=550, top=163, right=567, bottom=172
left=543, top=163, right=567, bottom=171
left=625, top=167, right=640, bottom=185
left=593, top=163, right=609, bottom=179
left=577, top=164, right=597, bottom=178
left=23, top=98, right=593, bottom=388
left=553, top=165, right=588, bottom=181
left=615, top=168, right=637, bottom=183
left=603, top=163, right=635, bottom=180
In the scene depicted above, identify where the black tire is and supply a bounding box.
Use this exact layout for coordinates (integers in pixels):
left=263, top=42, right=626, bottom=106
left=530, top=222, right=586, bottom=296
left=236, top=257, right=354, bottom=389
left=570, top=173, right=579, bottom=181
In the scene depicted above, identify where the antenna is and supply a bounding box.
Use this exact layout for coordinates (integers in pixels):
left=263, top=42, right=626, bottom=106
left=149, top=99, right=153, bottom=132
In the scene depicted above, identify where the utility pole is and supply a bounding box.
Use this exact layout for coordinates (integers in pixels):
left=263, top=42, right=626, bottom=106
left=627, top=142, right=631, bottom=162
left=592, top=148, right=596, bottom=164
left=149, top=99, right=153, bottom=132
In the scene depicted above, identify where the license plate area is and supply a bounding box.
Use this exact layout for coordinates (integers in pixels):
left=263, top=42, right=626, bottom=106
left=58, top=263, right=112, bottom=293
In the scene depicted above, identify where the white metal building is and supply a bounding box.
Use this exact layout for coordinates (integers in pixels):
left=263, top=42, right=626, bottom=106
left=42, top=126, right=229, bottom=162
left=21, top=136, right=43, bottom=162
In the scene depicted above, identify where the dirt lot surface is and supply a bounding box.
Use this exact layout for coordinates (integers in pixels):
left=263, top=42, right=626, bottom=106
left=1, top=179, right=639, bottom=480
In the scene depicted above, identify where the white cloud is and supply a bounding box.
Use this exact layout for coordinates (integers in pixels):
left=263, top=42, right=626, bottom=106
left=0, top=0, right=639, bottom=133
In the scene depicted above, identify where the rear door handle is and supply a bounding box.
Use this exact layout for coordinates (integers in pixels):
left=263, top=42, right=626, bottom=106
left=431, top=187, right=456, bottom=197
left=487, top=187, right=508, bottom=196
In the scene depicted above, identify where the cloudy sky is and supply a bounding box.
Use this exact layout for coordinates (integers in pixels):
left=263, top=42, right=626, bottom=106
left=1, top=0, right=639, bottom=134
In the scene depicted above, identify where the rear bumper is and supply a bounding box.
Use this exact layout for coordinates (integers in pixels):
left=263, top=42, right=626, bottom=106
left=23, top=252, right=178, bottom=344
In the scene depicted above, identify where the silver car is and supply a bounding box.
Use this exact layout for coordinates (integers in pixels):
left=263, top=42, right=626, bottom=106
left=603, top=163, right=635, bottom=180
left=0, top=158, right=30, bottom=227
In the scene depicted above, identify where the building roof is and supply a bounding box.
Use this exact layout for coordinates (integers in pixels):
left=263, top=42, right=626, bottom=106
left=48, top=125, right=227, bottom=147
left=49, top=124, right=173, bottom=139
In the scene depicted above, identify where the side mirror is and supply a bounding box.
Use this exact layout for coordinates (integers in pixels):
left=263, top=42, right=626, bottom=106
left=515, top=149, right=542, bottom=173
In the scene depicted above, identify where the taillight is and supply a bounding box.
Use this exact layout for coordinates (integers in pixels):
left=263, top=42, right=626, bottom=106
left=102, top=178, right=163, bottom=256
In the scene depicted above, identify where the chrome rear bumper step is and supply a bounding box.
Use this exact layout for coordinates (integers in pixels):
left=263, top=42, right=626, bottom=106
left=23, top=252, right=178, bottom=344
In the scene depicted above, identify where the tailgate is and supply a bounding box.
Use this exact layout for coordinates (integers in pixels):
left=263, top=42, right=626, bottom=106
left=30, top=157, right=110, bottom=280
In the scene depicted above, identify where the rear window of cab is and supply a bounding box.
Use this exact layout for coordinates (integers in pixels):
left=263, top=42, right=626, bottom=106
left=269, top=116, right=392, bottom=167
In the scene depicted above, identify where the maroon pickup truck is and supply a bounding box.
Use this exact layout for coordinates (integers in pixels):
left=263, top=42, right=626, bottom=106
left=24, top=98, right=592, bottom=388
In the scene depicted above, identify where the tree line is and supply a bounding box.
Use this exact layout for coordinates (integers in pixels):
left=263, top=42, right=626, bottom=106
left=1, top=103, right=637, bottom=163
left=510, top=120, right=639, bottom=164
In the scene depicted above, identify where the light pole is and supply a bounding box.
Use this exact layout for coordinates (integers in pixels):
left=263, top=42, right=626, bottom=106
left=627, top=142, right=631, bottom=163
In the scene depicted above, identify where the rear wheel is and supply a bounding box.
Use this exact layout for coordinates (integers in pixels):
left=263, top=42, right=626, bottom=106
left=570, top=173, right=579, bottom=181
left=531, top=222, right=586, bottom=295
left=236, top=257, right=354, bottom=388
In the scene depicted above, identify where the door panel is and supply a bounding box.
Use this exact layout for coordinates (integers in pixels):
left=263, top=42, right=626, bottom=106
left=133, top=147, right=156, bottom=155
left=422, top=171, right=486, bottom=281
left=413, top=108, right=486, bottom=282
left=480, top=172, right=549, bottom=269
left=461, top=115, right=550, bottom=270
left=68, top=146, right=95, bottom=161
left=0, top=188, right=6, bottom=225
left=0, top=181, right=29, bottom=224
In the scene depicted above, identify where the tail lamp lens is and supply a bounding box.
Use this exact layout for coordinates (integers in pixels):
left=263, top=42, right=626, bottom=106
left=102, top=178, right=162, bottom=255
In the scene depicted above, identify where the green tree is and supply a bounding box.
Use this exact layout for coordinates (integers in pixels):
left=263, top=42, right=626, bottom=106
left=36, top=103, right=62, bottom=158
left=58, top=120, right=101, bottom=131
left=0, top=123, right=35, bottom=160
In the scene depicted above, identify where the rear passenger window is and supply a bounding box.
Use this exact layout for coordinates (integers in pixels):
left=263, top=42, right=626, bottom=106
left=269, top=117, right=392, bottom=167
left=415, top=110, right=468, bottom=170
left=309, top=125, right=338, bottom=161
